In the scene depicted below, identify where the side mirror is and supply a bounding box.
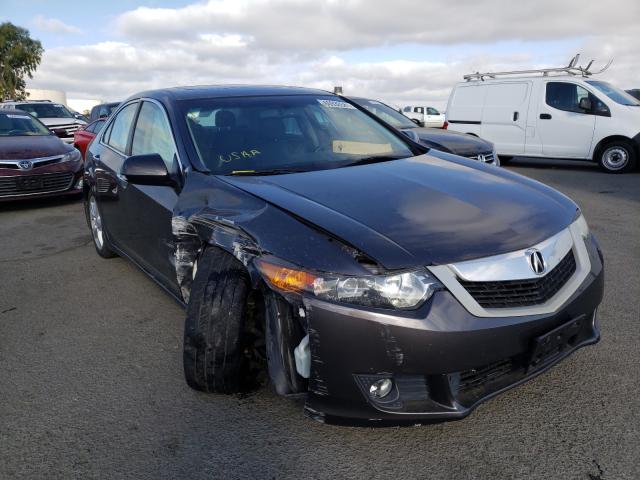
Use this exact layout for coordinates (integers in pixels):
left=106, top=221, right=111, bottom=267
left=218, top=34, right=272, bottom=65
left=579, top=97, right=592, bottom=111
left=121, top=153, right=175, bottom=186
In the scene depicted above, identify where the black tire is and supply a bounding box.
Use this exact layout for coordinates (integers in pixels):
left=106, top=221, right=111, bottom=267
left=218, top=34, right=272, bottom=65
left=499, top=155, right=513, bottom=165
left=86, top=193, right=116, bottom=258
left=183, top=247, right=250, bottom=394
left=597, top=140, right=637, bottom=173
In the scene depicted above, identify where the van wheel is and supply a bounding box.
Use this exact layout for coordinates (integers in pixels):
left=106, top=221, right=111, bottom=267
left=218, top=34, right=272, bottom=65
left=183, top=247, right=250, bottom=394
left=597, top=140, right=637, bottom=173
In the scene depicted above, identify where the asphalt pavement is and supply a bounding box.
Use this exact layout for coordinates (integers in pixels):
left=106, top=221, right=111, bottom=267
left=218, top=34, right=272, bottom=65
left=0, top=158, right=638, bottom=480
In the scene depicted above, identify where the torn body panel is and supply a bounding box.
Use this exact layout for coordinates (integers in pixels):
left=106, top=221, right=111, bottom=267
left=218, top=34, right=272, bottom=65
left=171, top=172, right=376, bottom=394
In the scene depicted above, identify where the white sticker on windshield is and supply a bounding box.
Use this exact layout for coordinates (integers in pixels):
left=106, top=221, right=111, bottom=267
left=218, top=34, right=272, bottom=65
left=318, top=99, right=356, bottom=109
left=6, top=114, right=31, bottom=119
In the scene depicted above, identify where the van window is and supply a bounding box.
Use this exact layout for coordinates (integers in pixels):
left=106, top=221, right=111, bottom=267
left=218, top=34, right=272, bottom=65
left=546, top=82, right=591, bottom=114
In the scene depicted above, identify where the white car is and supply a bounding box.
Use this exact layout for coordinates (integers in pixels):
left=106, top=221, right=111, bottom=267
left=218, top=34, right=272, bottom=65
left=0, top=100, right=86, bottom=143
left=445, top=63, right=640, bottom=173
left=401, top=105, right=446, bottom=128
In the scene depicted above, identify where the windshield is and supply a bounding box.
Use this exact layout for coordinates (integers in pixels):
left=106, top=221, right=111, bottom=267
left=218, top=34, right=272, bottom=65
left=183, top=95, right=415, bottom=175
left=352, top=98, right=417, bottom=129
left=0, top=112, right=51, bottom=136
left=15, top=103, right=75, bottom=119
left=586, top=81, right=640, bottom=106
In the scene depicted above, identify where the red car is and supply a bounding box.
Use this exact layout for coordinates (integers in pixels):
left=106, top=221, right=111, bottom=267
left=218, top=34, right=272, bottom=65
left=73, top=119, right=105, bottom=159
left=0, top=109, right=83, bottom=202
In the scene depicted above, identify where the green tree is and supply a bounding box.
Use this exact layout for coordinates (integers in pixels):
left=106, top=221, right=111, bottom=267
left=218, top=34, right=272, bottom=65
left=0, top=22, right=44, bottom=101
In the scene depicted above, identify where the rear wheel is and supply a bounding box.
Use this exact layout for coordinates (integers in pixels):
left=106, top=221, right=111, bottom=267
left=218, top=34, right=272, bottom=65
left=183, top=247, right=252, bottom=394
left=88, top=194, right=116, bottom=258
left=597, top=140, right=637, bottom=173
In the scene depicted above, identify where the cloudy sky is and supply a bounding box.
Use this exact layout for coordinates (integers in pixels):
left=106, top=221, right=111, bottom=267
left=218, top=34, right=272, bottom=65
left=1, top=0, right=638, bottom=108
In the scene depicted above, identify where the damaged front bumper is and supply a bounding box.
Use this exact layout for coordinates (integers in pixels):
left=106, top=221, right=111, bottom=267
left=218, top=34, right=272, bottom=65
left=300, top=251, right=603, bottom=426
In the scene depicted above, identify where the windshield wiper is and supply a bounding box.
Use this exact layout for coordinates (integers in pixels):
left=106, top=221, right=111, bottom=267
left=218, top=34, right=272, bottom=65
left=343, top=155, right=407, bottom=168
left=226, top=167, right=309, bottom=176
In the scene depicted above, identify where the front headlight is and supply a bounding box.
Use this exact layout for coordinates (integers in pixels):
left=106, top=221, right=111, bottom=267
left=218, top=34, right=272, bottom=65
left=256, top=259, right=443, bottom=310
left=492, top=146, right=500, bottom=166
left=62, top=149, right=82, bottom=163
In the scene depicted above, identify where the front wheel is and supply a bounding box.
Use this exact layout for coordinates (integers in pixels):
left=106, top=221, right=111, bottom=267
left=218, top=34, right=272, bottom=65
left=597, top=141, right=637, bottom=173
left=183, top=247, right=251, bottom=394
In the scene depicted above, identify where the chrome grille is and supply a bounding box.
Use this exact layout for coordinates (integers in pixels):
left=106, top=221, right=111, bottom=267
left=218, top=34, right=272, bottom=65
left=458, top=250, right=577, bottom=308
left=467, top=151, right=496, bottom=164
left=0, top=172, right=74, bottom=197
left=0, top=155, right=64, bottom=170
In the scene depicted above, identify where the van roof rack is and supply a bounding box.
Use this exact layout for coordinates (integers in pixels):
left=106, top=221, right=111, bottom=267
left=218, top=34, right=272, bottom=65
left=463, top=54, right=613, bottom=81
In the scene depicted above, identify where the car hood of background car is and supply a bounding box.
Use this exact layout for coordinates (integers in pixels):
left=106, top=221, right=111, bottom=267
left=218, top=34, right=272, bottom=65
left=0, top=135, right=71, bottom=160
left=403, top=127, right=493, bottom=156
left=221, top=153, right=578, bottom=269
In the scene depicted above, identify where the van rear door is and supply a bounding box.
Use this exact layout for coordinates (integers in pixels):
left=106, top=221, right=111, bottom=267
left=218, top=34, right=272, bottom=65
left=480, top=81, right=531, bottom=155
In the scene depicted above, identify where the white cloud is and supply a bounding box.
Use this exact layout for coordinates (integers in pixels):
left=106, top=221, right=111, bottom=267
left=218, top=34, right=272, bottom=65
left=33, top=15, right=82, bottom=35
left=28, top=0, right=640, bottom=106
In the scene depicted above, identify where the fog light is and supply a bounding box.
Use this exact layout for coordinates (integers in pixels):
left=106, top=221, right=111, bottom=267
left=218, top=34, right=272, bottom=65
left=75, top=178, right=84, bottom=190
left=369, top=378, right=393, bottom=399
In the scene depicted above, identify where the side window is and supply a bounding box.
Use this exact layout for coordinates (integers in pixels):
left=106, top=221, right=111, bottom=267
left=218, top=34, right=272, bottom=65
left=93, top=119, right=105, bottom=133
left=403, top=106, right=411, bottom=112
left=131, top=101, right=177, bottom=170
left=106, top=103, right=138, bottom=153
left=546, top=82, right=590, bottom=114
left=427, top=107, right=440, bottom=115
left=414, top=107, right=424, bottom=114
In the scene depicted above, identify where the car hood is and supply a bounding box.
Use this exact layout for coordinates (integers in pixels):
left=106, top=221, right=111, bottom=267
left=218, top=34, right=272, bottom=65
left=402, top=127, right=493, bottom=156
left=222, top=154, right=578, bottom=269
left=0, top=135, right=71, bottom=160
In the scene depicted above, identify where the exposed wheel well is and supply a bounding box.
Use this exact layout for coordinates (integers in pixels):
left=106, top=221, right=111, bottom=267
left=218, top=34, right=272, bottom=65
left=592, top=135, right=636, bottom=161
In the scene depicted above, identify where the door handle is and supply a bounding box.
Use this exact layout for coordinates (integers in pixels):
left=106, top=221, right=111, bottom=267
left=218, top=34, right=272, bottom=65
left=513, top=111, right=519, bottom=121
left=540, top=113, right=552, bottom=120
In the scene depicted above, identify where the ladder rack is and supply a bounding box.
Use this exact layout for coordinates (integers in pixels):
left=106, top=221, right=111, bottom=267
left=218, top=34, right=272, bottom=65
left=464, top=54, right=613, bottom=81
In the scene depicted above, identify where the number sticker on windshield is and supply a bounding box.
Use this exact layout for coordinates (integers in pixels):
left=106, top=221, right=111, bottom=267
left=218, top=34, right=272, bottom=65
left=318, top=99, right=356, bottom=109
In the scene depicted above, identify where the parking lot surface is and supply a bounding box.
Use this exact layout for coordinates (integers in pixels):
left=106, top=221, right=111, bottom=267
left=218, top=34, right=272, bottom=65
left=1, top=159, right=638, bottom=480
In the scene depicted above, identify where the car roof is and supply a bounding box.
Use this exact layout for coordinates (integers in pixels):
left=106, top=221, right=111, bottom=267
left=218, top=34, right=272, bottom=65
left=129, top=84, right=332, bottom=102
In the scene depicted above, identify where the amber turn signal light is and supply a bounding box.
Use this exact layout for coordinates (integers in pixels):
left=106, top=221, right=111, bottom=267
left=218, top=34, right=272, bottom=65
left=256, top=259, right=316, bottom=293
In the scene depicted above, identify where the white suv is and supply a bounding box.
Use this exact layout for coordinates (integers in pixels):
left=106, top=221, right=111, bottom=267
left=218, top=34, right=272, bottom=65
left=0, top=100, right=86, bottom=143
left=446, top=72, right=640, bottom=173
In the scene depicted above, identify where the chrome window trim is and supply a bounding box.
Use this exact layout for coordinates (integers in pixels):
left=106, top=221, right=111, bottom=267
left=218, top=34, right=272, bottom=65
left=428, top=218, right=592, bottom=318
left=97, top=98, right=185, bottom=176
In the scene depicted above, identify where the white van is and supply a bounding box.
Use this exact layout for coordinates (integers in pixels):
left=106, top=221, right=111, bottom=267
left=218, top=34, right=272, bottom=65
left=402, top=106, right=446, bottom=128
left=445, top=65, right=640, bottom=173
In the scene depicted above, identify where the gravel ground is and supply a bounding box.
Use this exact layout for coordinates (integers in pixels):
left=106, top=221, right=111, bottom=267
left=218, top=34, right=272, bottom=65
left=0, top=158, right=638, bottom=480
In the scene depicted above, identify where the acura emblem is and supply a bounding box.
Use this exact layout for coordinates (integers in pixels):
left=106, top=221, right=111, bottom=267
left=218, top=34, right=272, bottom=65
left=526, top=249, right=546, bottom=275
left=18, top=160, right=33, bottom=170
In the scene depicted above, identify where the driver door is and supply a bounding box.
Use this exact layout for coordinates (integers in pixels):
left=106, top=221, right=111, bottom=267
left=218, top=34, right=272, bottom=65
left=117, top=100, right=183, bottom=296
